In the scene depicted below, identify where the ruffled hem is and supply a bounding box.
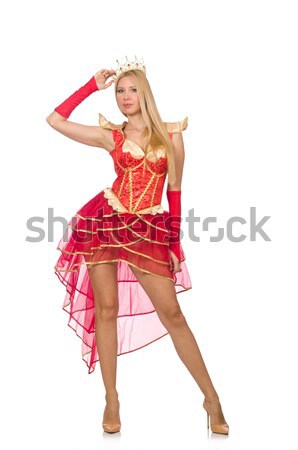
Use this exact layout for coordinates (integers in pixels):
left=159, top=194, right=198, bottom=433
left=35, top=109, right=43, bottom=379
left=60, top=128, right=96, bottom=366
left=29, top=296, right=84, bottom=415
left=54, top=188, right=192, bottom=374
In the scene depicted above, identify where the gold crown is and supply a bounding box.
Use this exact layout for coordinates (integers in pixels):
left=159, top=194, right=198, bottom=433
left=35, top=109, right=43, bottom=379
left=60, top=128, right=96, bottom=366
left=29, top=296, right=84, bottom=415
left=111, top=55, right=146, bottom=81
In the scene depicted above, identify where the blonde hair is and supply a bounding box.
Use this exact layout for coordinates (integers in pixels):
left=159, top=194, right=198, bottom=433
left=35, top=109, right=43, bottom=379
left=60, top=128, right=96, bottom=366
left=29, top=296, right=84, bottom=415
left=114, top=69, right=177, bottom=185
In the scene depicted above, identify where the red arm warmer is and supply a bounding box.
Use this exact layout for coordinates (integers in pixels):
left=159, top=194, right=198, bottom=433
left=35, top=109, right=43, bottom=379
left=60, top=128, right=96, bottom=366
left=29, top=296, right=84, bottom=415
left=54, top=75, right=99, bottom=119
left=166, top=189, right=182, bottom=263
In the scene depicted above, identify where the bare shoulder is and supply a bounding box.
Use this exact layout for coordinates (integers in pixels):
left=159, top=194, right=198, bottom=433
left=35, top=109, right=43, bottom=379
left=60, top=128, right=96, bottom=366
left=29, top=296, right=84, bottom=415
left=97, top=113, right=125, bottom=152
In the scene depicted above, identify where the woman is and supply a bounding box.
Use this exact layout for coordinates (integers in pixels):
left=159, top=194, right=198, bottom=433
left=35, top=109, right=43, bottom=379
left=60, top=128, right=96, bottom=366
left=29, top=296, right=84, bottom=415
left=46, top=58, right=229, bottom=435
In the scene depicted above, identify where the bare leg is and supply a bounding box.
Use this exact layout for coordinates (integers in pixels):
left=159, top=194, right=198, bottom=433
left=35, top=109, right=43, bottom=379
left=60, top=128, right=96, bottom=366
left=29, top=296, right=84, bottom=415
left=88, top=262, right=121, bottom=428
left=129, top=265, right=228, bottom=429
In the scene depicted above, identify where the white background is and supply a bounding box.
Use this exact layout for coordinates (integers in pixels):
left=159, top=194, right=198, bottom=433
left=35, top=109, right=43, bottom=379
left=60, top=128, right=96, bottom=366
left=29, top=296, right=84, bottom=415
left=1, top=1, right=297, bottom=449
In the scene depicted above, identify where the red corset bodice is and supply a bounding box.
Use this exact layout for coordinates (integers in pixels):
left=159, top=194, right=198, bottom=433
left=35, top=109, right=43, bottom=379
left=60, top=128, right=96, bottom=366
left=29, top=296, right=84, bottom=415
left=103, top=129, right=170, bottom=215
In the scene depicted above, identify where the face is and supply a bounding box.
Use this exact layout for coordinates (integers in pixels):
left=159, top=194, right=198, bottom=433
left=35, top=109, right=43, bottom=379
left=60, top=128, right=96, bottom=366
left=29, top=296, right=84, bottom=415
left=116, top=76, right=141, bottom=115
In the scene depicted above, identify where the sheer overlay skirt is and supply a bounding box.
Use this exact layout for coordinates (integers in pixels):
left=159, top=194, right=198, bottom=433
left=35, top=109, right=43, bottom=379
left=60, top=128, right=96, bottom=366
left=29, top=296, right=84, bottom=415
left=54, top=189, right=192, bottom=374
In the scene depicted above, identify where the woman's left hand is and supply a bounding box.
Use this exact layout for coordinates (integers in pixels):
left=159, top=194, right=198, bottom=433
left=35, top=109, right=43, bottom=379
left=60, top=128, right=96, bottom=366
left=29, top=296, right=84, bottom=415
left=169, top=250, right=182, bottom=275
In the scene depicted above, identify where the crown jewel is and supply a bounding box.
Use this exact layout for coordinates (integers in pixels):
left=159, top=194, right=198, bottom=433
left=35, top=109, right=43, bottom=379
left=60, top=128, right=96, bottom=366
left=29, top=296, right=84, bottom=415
left=111, top=55, right=146, bottom=81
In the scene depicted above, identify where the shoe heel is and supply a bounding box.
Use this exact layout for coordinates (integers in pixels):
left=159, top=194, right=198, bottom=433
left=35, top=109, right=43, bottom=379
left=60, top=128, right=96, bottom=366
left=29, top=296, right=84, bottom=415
left=203, top=399, right=229, bottom=435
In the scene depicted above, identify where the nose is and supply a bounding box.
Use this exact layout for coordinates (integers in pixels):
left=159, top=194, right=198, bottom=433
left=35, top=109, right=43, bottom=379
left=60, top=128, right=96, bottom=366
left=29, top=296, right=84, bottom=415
left=124, top=91, right=131, bottom=100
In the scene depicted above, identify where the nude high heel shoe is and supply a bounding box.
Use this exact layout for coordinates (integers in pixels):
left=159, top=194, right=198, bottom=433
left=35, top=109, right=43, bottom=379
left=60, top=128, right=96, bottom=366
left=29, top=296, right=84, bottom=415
left=102, top=422, right=121, bottom=434
left=102, top=400, right=121, bottom=434
left=203, top=399, right=229, bottom=435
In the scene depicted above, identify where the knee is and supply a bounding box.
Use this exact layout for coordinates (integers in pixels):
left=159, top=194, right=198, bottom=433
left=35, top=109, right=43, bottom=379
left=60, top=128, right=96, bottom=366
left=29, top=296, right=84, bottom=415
left=163, top=307, right=187, bottom=329
left=95, top=303, right=118, bottom=322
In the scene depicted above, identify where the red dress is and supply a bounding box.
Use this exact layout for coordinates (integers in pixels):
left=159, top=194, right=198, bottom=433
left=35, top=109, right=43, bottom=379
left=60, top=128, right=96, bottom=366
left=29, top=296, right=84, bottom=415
left=54, top=113, right=192, bottom=374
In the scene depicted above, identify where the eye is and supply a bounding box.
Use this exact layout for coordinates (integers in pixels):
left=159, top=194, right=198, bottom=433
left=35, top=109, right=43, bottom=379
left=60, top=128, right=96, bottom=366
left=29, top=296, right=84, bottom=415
left=117, top=88, right=137, bottom=93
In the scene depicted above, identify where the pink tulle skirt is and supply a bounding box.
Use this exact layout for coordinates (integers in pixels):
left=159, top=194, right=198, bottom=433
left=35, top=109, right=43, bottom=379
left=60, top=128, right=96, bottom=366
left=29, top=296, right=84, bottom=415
left=54, top=188, right=192, bottom=374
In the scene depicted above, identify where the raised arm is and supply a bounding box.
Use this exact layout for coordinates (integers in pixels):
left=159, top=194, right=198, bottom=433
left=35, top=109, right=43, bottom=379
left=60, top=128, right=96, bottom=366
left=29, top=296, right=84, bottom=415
left=46, top=69, right=115, bottom=151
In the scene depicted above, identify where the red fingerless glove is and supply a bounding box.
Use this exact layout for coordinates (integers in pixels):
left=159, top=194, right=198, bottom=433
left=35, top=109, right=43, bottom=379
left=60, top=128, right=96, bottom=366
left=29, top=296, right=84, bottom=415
left=166, top=189, right=183, bottom=263
left=54, top=75, right=99, bottom=119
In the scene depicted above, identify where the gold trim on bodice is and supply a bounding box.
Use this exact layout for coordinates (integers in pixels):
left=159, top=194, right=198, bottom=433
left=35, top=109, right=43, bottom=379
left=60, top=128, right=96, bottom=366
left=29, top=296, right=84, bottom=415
left=122, top=139, right=166, bottom=161
left=99, top=113, right=188, bottom=215
left=103, top=187, right=164, bottom=215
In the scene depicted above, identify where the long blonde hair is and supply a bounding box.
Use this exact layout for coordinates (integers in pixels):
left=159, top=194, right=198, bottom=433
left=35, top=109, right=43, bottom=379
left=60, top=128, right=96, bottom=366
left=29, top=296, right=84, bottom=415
left=114, top=69, right=176, bottom=185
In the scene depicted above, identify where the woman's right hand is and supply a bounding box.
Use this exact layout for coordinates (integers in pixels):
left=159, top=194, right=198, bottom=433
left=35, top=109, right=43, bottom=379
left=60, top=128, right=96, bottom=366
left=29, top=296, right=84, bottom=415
left=94, top=69, right=116, bottom=90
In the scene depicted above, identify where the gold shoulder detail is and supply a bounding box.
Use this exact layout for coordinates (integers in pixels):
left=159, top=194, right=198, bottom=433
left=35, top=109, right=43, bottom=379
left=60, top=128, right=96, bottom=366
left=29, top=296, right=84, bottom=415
left=98, top=113, right=126, bottom=131
left=164, top=116, right=188, bottom=133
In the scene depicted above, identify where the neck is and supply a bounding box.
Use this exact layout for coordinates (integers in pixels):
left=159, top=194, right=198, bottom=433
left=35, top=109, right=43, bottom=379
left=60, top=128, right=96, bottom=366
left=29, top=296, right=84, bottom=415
left=124, top=112, right=146, bottom=130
